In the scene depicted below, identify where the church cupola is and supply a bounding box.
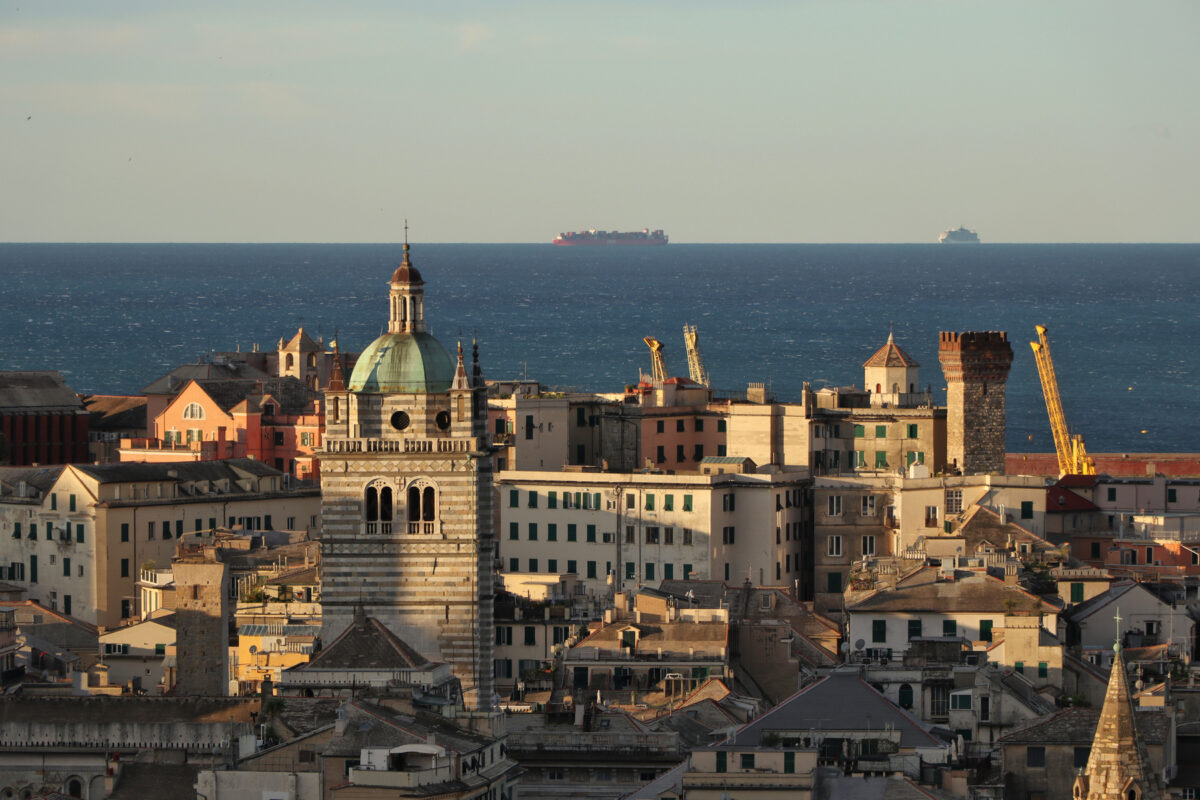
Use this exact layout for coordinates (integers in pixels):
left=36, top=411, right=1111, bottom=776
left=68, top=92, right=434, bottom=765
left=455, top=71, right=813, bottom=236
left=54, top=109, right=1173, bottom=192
left=388, top=242, right=426, bottom=334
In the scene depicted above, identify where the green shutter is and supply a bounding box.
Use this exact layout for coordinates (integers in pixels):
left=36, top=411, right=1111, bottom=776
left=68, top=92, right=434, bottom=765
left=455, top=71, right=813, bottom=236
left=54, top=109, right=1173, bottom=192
left=872, top=619, right=886, bottom=643
left=1070, top=582, right=1084, bottom=603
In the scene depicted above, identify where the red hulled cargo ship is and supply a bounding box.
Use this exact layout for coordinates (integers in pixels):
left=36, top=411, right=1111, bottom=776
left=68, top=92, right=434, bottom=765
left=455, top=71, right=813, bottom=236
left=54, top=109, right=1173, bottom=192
left=552, top=228, right=668, bottom=246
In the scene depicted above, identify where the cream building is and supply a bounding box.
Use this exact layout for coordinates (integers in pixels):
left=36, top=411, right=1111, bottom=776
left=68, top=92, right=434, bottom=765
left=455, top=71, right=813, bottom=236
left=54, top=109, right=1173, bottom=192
left=496, top=463, right=813, bottom=599
left=0, top=460, right=319, bottom=627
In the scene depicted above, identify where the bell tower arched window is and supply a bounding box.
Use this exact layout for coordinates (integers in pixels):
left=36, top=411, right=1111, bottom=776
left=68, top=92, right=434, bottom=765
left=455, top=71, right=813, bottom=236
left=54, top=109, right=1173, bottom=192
left=406, top=480, right=438, bottom=533
left=364, top=479, right=394, bottom=534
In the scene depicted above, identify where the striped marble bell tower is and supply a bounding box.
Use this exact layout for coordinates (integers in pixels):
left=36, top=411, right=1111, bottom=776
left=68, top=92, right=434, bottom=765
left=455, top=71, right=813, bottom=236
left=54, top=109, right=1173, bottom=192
left=318, top=242, right=495, bottom=711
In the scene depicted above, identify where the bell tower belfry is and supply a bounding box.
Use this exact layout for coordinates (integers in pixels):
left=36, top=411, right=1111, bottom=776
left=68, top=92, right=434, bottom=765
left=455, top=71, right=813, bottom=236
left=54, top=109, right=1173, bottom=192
left=317, top=241, right=495, bottom=715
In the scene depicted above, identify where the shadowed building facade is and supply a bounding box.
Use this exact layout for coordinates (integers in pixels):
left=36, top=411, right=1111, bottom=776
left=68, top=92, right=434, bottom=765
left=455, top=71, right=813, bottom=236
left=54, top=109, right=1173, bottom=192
left=318, top=243, right=495, bottom=712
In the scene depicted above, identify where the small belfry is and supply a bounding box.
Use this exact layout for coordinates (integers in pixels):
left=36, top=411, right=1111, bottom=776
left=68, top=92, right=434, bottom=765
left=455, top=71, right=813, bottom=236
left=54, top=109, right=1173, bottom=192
left=1073, top=610, right=1164, bottom=800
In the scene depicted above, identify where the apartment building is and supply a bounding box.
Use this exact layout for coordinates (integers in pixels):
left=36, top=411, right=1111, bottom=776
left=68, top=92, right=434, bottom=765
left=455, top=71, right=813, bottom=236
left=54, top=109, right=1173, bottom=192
left=0, top=459, right=319, bottom=627
left=496, top=464, right=813, bottom=600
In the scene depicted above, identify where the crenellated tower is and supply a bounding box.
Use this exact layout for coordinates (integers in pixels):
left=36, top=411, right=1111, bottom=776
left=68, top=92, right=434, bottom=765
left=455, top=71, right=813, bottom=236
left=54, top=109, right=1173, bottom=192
left=938, top=331, right=1013, bottom=475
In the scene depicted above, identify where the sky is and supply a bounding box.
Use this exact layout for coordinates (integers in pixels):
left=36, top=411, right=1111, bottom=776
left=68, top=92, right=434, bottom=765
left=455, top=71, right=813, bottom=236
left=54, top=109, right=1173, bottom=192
left=2, top=1, right=1197, bottom=243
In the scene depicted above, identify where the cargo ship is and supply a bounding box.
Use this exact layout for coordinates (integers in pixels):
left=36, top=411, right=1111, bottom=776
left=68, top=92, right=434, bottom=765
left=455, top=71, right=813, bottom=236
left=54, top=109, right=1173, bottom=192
left=553, top=228, right=668, bottom=246
left=938, top=226, right=980, bottom=244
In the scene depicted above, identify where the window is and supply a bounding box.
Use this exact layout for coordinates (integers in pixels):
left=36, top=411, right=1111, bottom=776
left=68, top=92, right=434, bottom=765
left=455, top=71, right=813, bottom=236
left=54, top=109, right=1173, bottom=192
left=509, top=558, right=519, bottom=572
left=827, top=535, right=842, bottom=556
left=722, top=493, right=736, bottom=512
left=587, top=561, right=597, bottom=578
left=577, top=407, right=587, bottom=426
left=861, top=495, right=875, bottom=515
left=1070, top=582, right=1084, bottom=603
left=740, top=753, right=755, bottom=770
left=694, top=444, right=704, bottom=460
left=980, top=619, right=993, bottom=642
left=872, top=619, right=887, bottom=643
left=908, top=619, right=922, bottom=640
left=509, top=523, right=518, bottom=540
left=683, top=563, right=693, bottom=579
left=854, top=450, right=865, bottom=468
left=547, top=491, right=557, bottom=509
left=717, top=419, right=727, bottom=432
left=646, top=527, right=660, bottom=545
left=626, top=493, right=635, bottom=509
left=827, top=571, right=842, bottom=593
left=566, top=559, right=576, bottom=574
left=645, top=562, right=655, bottom=581
left=528, top=491, right=538, bottom=508
left=945, top=489, right=962, bottom=514
left=1073, top=746, right=1090, bottom=770
left=1026, top=746, right=1045, bottom=768
left=586, top=524, right=596, bottom=542
left=828, top=495, right=842, bottom=516
left=524, top=626, right=536, bottom=646
left=716, top=444, right=726, bottom=457
left=664, top=563, right=674, bottom=580
left=11, top=522, right=19, bottom=539
left=853, top=424, right=865, bottom=437
left=1020, top=501, right=1034, bottom=519
left=943, top=619, right=956, bottom=637
left=663, top=494, right=674, bottom=511
left=524, top=415, right=534, bottom=440
left=875, top=451, right=888, bottom=468
left=950, top=692, right=972, bottom=710
left=624, top=526, right=634, bottom=544
left=51, top=493, right=57, bottom=510
left=1090, top=541, right=1101, bottom=559
left=683, top=528, right=693, bottom=545
left=625, top=562, right=635, bottom=580
left=63, top=557, right=71, bottom=577
left=646, top=494, right=655, bottom=511
left=528, top=558, right=538, bottom=572
left=907, top=423, right=918, bottom=438
left=29, top=522, right=37, bottom=540
left=722, top=526, right=736, bottom=545
left=898, top=683, right=914, bottom=709
left=862, top=535, right=876, bottom=556
left=656, top=420, right=665, bottom=434
left=508, top=490, right=518, bottom=508
left=694, top=418, right=704, bottom=432
left=528, top=523, right=537, bottom=541
left=925, top=505, right=939, bottom=527
left=1015, top=661, right=1025, bottom=674
left=547, top=523, right=557, bottom=542
left=1038, top=661, right=1048, bottom=678
left=69, top=494, right=76, bottom=511
left=120, top=558, right=129, bottom=578
left=683, top=494, right=693, bottom=512
left=1169, top=487, right=1178, bottom=503
left=664, top=527, right=674, bottom=544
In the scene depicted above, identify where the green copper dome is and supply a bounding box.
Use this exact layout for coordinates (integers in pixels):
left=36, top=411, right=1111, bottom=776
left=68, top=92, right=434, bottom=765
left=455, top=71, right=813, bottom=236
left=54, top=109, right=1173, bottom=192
left=347, top=332, right=455, bottom=393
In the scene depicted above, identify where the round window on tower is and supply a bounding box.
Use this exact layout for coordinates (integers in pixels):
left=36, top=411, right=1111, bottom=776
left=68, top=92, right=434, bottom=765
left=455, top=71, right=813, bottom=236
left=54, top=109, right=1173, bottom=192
left=435, top=410, right=451, bottom=430
left=390, top=411, right=411, bottom=431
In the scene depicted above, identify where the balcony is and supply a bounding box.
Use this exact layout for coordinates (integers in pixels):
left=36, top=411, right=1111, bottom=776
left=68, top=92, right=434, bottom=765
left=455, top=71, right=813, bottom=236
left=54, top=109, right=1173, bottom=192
left=348, top=763, right=456, bottom=789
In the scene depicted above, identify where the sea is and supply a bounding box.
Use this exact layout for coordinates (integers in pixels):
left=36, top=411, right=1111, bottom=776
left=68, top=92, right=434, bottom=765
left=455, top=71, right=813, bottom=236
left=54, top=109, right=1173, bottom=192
left=2, top=243, right=1198, bottom=454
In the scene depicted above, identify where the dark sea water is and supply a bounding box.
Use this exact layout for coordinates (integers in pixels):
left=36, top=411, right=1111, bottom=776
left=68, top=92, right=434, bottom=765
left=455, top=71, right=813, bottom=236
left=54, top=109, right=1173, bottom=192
left=2, top=243, right=1198, bottom=454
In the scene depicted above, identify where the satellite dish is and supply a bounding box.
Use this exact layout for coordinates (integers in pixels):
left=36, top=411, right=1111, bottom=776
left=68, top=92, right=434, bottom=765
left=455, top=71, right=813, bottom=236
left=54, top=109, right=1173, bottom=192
left=855, top=639, right=866, bottom=651
left=840, top=642, right=850, bottom=653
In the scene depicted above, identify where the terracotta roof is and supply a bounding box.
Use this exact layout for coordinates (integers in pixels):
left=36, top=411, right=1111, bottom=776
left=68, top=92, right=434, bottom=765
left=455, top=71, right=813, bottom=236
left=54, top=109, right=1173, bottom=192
left=82, top=394, right=147, bottom=432
left=282, top=328, right=321, bottom=352
left=847, top=568, right=1057, bottom=615
left=863, top=333, right=919, bottom=369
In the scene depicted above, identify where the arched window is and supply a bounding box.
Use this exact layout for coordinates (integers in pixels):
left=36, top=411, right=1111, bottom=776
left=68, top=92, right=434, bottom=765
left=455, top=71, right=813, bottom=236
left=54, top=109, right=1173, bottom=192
left=898, top=683, right=914, bottom=709
left=891, top=383, right=899, bottom=394
left=406, top=480, right=438, bottom=533
left=182, top=402, right=205, bottom=420
left=307, top=353, right=317, bottom=368
left=285, top=354, right=295, bottom=370
left=65, top=779, right=82, bottom=798
left=875, top=383, right=881, bottom=394
left=364, top=479, right=394, bottom=533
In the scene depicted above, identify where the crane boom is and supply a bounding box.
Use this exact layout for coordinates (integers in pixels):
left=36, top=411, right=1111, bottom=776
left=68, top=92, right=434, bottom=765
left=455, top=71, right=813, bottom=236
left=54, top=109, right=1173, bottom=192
left=1030, top=325, right=1095, bottom=476
left=682, top=323, right=709, bottom=386
left=643, top=337, right=667, bottom=384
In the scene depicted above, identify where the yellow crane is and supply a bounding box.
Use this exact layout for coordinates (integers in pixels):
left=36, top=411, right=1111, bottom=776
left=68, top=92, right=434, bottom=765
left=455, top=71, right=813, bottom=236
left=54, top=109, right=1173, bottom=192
left=643, top=337, right=667, bottom=383
left=682, top=323, right=709, bottom=386
left=1030, top=325, right=1095, bottom=476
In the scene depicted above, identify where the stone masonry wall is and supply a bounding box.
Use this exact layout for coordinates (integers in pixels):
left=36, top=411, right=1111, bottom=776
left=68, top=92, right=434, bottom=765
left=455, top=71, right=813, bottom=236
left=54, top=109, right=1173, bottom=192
left=938, top=332, right=1013, bottom=475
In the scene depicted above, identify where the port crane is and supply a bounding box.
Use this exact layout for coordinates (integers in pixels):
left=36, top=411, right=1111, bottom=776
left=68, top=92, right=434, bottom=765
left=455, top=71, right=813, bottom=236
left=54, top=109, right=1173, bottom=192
left=682, top=323, right=709, bottom=386
left=1030, top=325, right=1096, bottom=476
left=643, top=337, right=667, bottom=383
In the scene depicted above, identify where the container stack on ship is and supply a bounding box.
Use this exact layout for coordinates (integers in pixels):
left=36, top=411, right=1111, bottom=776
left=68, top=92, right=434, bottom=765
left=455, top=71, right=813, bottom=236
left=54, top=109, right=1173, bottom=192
left=552, top=228, right=668, bottom=246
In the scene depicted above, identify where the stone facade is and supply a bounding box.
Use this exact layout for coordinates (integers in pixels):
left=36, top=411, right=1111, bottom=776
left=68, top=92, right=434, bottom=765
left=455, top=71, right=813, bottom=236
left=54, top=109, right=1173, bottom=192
left=318, top=246, right=494, bottom=711
left=172, top=555, right=230, bottom=696
left=938, top=331, right=1013, bottom=475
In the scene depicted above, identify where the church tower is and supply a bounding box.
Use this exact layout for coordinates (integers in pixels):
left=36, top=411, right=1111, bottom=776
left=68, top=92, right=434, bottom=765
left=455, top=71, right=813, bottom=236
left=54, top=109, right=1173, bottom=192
left=1073, top=629, right=1164, bottom=800
left=318, top=241, right=494, bottom=712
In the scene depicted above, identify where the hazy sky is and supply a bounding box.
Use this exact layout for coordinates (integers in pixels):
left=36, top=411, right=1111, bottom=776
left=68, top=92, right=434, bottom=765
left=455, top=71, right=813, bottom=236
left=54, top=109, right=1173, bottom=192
left=3, top=2, right=1197, bottom=243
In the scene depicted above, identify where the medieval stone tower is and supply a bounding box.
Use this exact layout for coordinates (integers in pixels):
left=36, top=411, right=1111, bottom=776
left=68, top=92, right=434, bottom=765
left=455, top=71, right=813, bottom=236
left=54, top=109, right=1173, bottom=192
left=318, top=243, right=494, bottom=710
left=937, top=331, right=1013, bottom=475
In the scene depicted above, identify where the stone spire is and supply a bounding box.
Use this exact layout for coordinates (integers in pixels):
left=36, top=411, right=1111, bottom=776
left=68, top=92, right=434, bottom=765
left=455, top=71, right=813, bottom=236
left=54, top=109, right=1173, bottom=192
left=327, top=332, right=346, bottom=392
left=451, top=340, right=470, bottom=390
left=1073, top=620, right=1164, bottom=800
